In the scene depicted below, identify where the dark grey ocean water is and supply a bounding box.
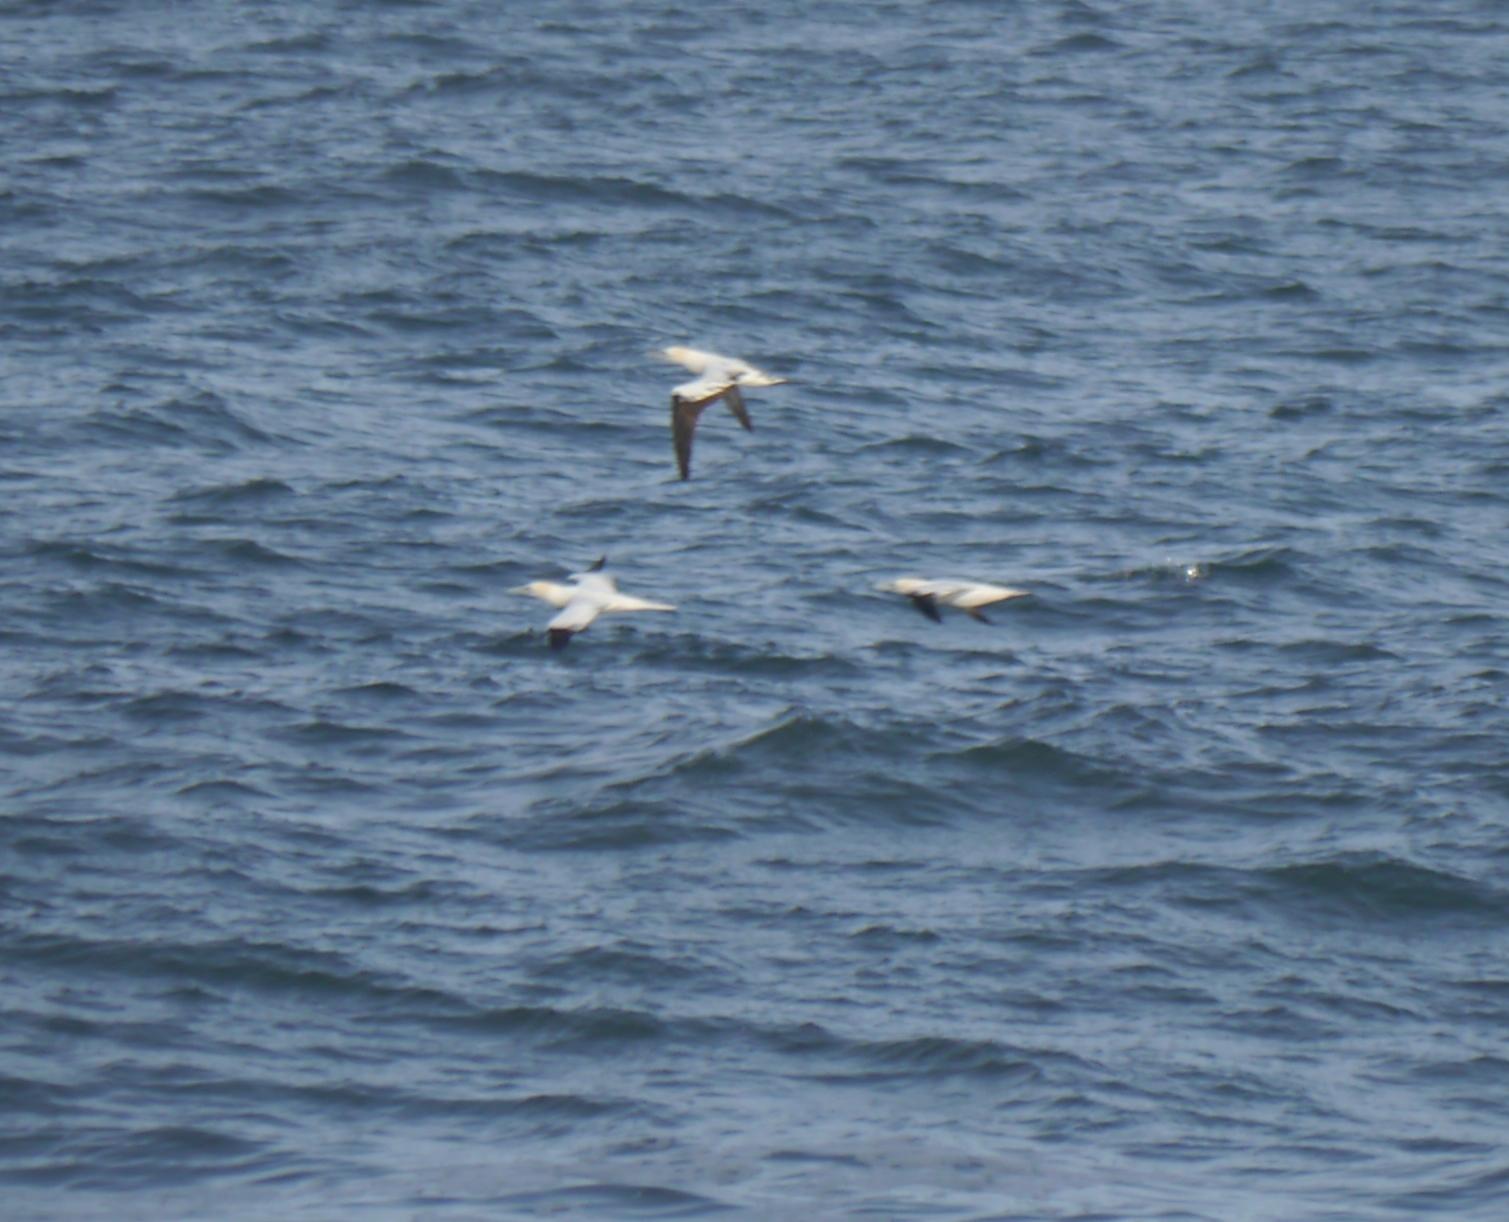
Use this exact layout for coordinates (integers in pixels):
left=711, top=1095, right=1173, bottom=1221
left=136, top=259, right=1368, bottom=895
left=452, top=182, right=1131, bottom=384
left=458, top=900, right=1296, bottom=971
left=4, top=1, right=1509, bottom=1217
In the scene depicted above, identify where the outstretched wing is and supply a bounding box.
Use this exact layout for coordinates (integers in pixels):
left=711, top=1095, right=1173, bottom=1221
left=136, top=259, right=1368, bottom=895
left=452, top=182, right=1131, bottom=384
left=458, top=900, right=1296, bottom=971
left=662, top=346, right=728, bottom=375
left=954, top=583, right=1029, bottom=609
left=723, top=385, right=753, bottom=432
left=672, top=396, right=707, bottom=480
left=605, top=593, right=676, bottom=613
left=662, top=346, right=785, bottom=387
left=672, top=383, right=731, bottom=480
left=548, top=593, right=603, bottom=636
left=908, top=593, right=944, bottom=623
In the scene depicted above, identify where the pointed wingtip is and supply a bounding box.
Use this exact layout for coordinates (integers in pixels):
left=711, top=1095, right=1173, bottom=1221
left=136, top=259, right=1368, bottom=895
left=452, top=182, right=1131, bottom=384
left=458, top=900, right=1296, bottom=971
left=549, top=628, right=573, bottom=650
left=909, top=594, right=944, bottom=624
left=587, top=556, right=606, bottom=572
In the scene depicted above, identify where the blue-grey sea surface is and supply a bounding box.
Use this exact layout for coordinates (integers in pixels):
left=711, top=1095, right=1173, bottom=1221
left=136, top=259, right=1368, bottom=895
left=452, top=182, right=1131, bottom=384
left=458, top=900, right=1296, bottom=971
left=4, top=1, right=1509, bottom=1218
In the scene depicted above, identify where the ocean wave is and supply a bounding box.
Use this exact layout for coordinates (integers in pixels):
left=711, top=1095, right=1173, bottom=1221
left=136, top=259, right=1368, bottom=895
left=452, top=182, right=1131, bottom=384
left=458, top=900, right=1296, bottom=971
left=634, top=637, right=864, bottom=679
left=244, top=33, right=332, bottom=56
left=523, top=941, right=717, bottom=989
left=475, top=168, right=797, bottom=220
left=940, top=734, right=1129, bottom=789
left=174, top=778, right=272, bottom=803
left=1086, top=854, right=1506, bottom=925
left=495, top=1182, right=731, bottom=1219
left=200, top=538, right=304, bottom=568
left=33, top=1124, right=272, bottom=1190
left=77, top=393, right=279, bottom=454
left=4, top=1, right=1507, bottom=1213
left=381, top=157, right=466, bottom=192
left=496, top=799, right=746, bottom=853
left=2, top=84, right=118, bottom=108
left=1261, top=854, right=1507, bottom=921
left=857, top=433, right=979, bottom=457
left=274, top=719, right=415, bottom=748
left=168, top=477, right=296, bottom=508
left=1042, top=32, right=1124, bottom=56
left=7, top=932, right=384, bottom=1002
left=798, top=1034, right=1046, bottom=1084
left=23, top=539, right=199, bottom=580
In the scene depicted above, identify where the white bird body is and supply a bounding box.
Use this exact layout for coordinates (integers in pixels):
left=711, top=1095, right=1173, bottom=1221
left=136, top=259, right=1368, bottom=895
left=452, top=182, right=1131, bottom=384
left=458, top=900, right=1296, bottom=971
left=878, top=577, right=1029, bottom=624
left=512, top=560, right=675, bottom=649
left=660, top=346, right=788, bottom=480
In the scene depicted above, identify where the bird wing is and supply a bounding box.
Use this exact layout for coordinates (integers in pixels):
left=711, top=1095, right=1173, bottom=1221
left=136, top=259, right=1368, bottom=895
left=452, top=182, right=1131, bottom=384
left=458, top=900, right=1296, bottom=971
left=672, top=396, right=707, bottom=480
left=673, top=371, right=734, bottom=403
left=900, top=580, right=955, bottom=601
left=663, top=346, right=785, bottom=386
left=908, top=593, right=944, bottom=623
left=548, top=592, right=604, bottom=635
left=729, top=364, right=786, bottom=388
left=605, top=593, right=676, bottom=613
left=723, top=384, right=753, bottom=432
left=572, top=572, right=617, bottom=596
left=952, top=583, right=1029, bottom=608
left=672, top=383, right=732, bottom=480
left=662, top=346, right=729, bottom=374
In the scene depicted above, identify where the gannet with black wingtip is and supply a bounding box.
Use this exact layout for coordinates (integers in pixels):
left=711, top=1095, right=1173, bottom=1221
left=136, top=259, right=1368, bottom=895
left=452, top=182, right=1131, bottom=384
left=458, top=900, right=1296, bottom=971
left=878, top=578, right=1029, bottom=624
left=660, top=346, right=789, bottom=480
left=512, top=557, right=676, bottom=649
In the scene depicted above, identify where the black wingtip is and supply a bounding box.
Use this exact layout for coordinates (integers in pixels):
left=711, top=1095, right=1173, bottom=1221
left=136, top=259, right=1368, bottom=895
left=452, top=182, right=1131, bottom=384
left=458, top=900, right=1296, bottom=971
left=549, top=628, right=573, bottom=650
left=968, top=610, right=993, bottom=624
left=587, top=556, right=606, bottom=572
left=910, top=594, right=943, bottom=624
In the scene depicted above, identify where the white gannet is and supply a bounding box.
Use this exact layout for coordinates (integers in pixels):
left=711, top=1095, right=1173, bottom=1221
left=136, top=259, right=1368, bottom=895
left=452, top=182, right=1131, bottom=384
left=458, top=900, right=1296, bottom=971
left=878, top=578, right=1029, bottom=624
left=660, top=345, right=788, bottom=480
left=512, top=557, right=676, bottom=649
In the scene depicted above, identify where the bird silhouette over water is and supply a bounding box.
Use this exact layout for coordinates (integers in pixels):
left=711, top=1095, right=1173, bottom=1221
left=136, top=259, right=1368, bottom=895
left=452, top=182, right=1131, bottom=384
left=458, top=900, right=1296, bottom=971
left=878, top=578, right=1029, bottom=624
left=512, top=557, right=676, bottom=649
left=661, top=346, right=788, bottom=480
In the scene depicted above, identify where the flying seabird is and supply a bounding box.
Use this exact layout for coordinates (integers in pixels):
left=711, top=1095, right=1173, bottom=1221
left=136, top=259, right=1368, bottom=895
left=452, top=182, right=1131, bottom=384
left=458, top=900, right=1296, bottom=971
left=878, top=578, right=1029, bottom=624
left=660, top=346, right=788, bottom=480
left=512, top=557, right=676, bottom=649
